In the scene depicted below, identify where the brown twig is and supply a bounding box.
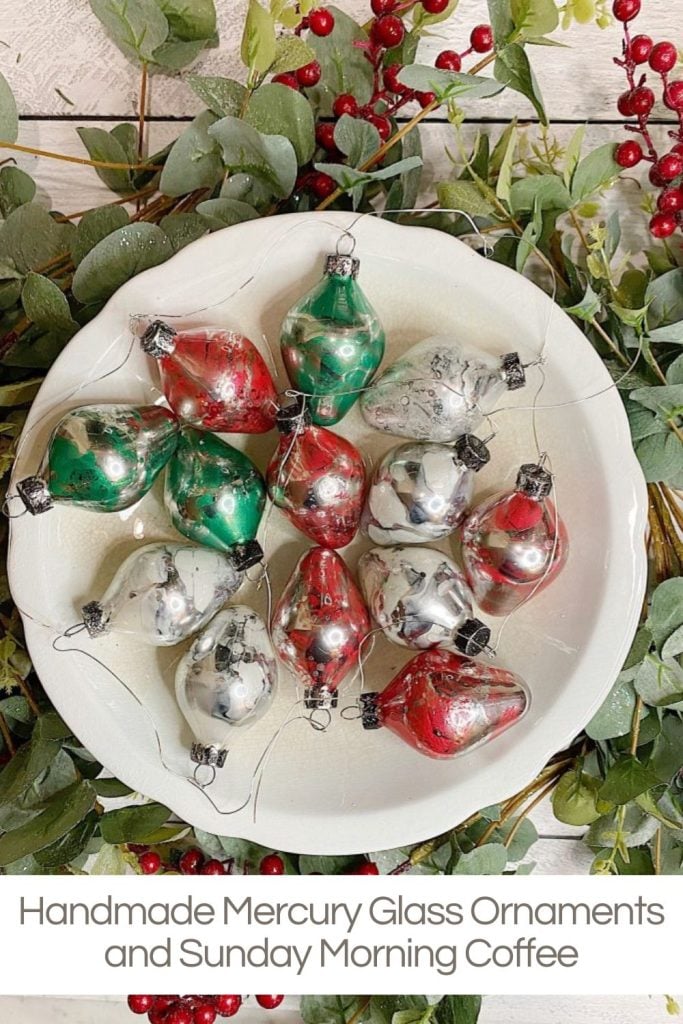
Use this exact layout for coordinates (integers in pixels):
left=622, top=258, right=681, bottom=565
left=346, top=998, right=371, bottom=1024
left=0, top=711, right=15, bottom=756
left=650, top=486, right=683, bottom=568
left=137, top=63, right=149, bottom=214
left=0, top=141, right=162, bottom=172
left=56, top=186, right=158, bottom=222
left=503, top=776, right=561, bottom=850
left=653, top=827, right=662, bottom=875
left=629, top=695, right=644, bottom=756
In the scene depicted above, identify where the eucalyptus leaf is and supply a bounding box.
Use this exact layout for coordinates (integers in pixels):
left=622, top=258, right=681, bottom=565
left=334, top=114, right=380, bottom=167
left=634, top=430, right=683, bottom=488
left=307, top=6, right=373, bottom=115
left=209, top=116, right=297, bottom=198
left=436, top=180, right=495, bottom=217
left=570, top=144, right=621, bottom=203
left=398, top=65, right=504, bottom=102
left=271, top=35, right=316, bottom=74
left=0, top=781, right=97, bottom=866
left=630, top=383, right=683, bottom=422
left=196, top=198, right=260, bottom=229
left=645, top=268, right=683, bottom=327
left=71, top=205, right=131, bottom=266
left=90, top=842, right=131, bottom=875
left=434, top=997, right=482, bottom=1024
left=160, top=212, right=208, bottom=251
left=648, top=578, right=683, bottom=654
left=0, top=167, right=36, bottom=217
left=634, top=655, right=683, bottom=708
left=159, top=111, right=223, bottom=198
left=552, top=769, right=603, bottom=825
left=152, top=38, right=211, bottom=71
left=586, top=674, right=639, bottom=740
left=21, top=273, right=76, bottom=336
left=92, top=777, right=133, bottom=798
left=648, top=321, right=683, bottom=345
left=77, top=127, right=135, bottom=195
left=241, top=0, right=277, bottom=73
left=33, top=810, right=99, bottom=868
left=89, top=0, right=169, bottom=64
left=298, top=854, right=359, bottom=874
left=451, top=843, right=507, bottom=874
left=565, top=281, right=601, bottom=321
left=0, top=204, right=71, bottom=274
left=156, top=0, right=217, bottom=41
left=99, top=802, right=171, bottom=844
left=187, top=75, right=247, bottom=117
left=0, top=377, right=43, bottom=407
left=246, top=83, right=315, bottom=165
left=511, top=0, right=559, bottom=36
left=599, top=757, right=661, bottom=805
left=494, top=44, right=547, bottom=124
left=487, top=0, right=515, bottom=44
left=0, top=71, right=18, bottom=144
left=301, top=997, right=366, bottom=1024
left=0, top=719, right=62, bottom=807
left=314, top=157, right=422, bottom=209
left=508, top=174, right=571, bottom=213
left=72, top=223, right=173, bottom=305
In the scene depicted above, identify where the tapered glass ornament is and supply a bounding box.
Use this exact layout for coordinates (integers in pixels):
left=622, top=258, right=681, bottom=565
left=140, top=321, right=278, bottom=434
left=271, top=546, right=371, bottom=708
left=81, top=541, right=256, bottom=645
left=360, top=335, right=526, bottom=441
left=280, top=254, right=385, bottom=426
left=266, top=398, right=367, bottom=548
left=360, top=649, right=528, bottom=759
left=461, top=462, right=569, bottom=616
left=358, top=545, right=490, bottom=655
left=165, top=426, right=266, bottom=554
left=362, top=434, right=489, bottom=545
left=16, top=404, right=178, bottom=515
left=175, top=606, right=277, bottom=769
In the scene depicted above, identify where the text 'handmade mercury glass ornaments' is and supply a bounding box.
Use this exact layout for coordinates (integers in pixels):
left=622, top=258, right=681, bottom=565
left=359, top=545, right=491, bottom=656
left=362, top=435, right=490, bottom=546
left=280, top=253, right=385, bottom=425
left=81, top=542, right=254, bottom=645
left=271, top=546, right=370, bottom=708
left=360, top=334, right=526, bottom=441
left=140, top=321, right=278, bottom=434
left=165, top=426, right=266, bottom=556
left=175, top=606, right=277, bottom=769
left=266, top=398, right=367, bottom=549
left=360, top=649, right=529, bottom=759
left=16, top=404, right=178, bottom=515
left=461, top=461, right=569, bottom=616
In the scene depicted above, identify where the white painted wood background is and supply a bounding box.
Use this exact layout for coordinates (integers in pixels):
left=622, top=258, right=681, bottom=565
left=1, top=1, right=677, bottom=874
left=2, top=995, right=682, bottom=1024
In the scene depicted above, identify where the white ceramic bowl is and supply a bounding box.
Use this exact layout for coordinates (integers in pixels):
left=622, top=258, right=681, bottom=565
left=8, top=212, right=647, bottom=854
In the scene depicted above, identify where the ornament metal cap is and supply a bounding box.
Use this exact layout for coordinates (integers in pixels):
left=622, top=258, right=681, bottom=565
left=360, top=692, right=381, bottom=730
left=191, top=743, right=228, bottom=768
left=325, top=254, right=360, bottom=279
left=16, top=475, right=54, bottom=515
left=304, top=685, right=339, bottom=710
left=140, top=319, right=177, bottom=358
left=276, top=396, right=311, bottom=434
left=231, top=540, right=264, bottom=572
left=454, top=434, right=491, bottom=473
left=81, top=600, right=109, bottom=639
left=454, top=617, right=492, bottom=657
left=501, top=352, right=526, bottom=391
left=516, top=462, right=553, bottom=500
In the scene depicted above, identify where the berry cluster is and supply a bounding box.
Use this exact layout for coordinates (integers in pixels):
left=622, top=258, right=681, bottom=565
left=127, top=996, right=283, bottom=1024
left=131, top=844, right=379, bottom=875
left=612, top=0, right=683, bottom=237
left=271, top=2, right=493, bottom=202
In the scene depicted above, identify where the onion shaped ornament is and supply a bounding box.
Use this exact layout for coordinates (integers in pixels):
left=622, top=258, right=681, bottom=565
left=360, top=335, right=526, bottom=442
left=461, top=462, right=569, bottom=616
left=280, top=253, right=385, bottom=426
left=175, top=605, right=278, bottom=770
left=266, top=398, right=367, bottom=549
left=15, top=404, right=178, bottom=515
left=81, top=541, right=258, bottom=645
left=139, top=321, right=278, bottom=434
left=362, top=434, right=490, bottom=546
left=358, top=544, right=490, bottom=656
left=271, top=546, right=371, bottom=708
left=360, top=649, right=528, bottom=759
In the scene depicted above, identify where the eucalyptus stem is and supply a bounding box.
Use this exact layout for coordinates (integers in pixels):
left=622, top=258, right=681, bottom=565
left=56, top=186, right=158, bottom=222
left=137, top=63, right=149, bottom=213
left=0, top=141, right=162, bottom=172
left=0, top=711, right=15, bottom=756
left=503, top=776, right=561, bottom=850
left=346, top=998, right=371, bottom=1024
left=649, top=486, right=683, bottom=569
left=14, top=675, right=40, bottom=718
left=653, top=827, right=662, bottom=875
left=629, top=695, right=644, bottom=756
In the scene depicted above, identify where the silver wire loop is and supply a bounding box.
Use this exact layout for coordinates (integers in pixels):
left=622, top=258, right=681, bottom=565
left=193, top=763, right=217, bottom=789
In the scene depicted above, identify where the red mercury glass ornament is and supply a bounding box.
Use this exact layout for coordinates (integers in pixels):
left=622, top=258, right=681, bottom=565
left=271, top=546, right=371, bottom=708
left=139, top=320, right=277, bottom=434
left=360, top=648, right=528, bottom=759
left=460, top=462, right=569, bottom=616
left=266, top=397, right=367, bottom=548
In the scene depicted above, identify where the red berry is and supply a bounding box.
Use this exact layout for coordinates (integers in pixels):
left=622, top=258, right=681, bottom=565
left=138, top=851, right=162, bottom=875
left=435, top=49, right=462, bottom=71
left=656, top=152, right=683, bottom=181
left=128, top=996, right=155, bottom=1014
left=383, top=62, right=405, bottom=92
left=259, top=852, right=286, bottom=874
left=664, top=80, right=683, bottom=111
left=149, top=1012, right=168, bottom=1024
left=178, top=848, right=204, bottom=875
left=308, top=7, right=334, bottom=36
left=154, top=998, right=179, bottom=1012
left=612, top=0, right=641, bottom=21
left=194, top=1006, right=218, bottom=1024
left=272, top=73, right=299, bottom=90
left=167, top=1011, right=193, bottom=1024
left=255, top=997, right=284, bottom=1010
left=372, top=14, right=405, bottom=48
left=630, top=85, right=655, bottom=115
left=649, top=41, right=678, bottom=74
left=315, top=122, right=337, bottom=150
left=371, top=0, right=397, bottom=12
left=200, top=858, right=227, bottom=875
left=366, top=113, right=392, bottom=140
left=422, top=0, right=449, bottom=12
left=333, top=93, right=359, bottom=117
left=649, top=165, right=666, bottom=187
left=297, top=60, right=322, bottom=87
left=350, top=861, right=380, bottom=874
left=615, top=139, right=643, bottom=167
left=673, top=143, right=683, bottom=157
left=617, top=90, right=634, bottom=116
left=470, top=24, right=494, bottom=53
left=650, top=211, right=678, bottom=237
left=216, top=996, right=242, bottom=1018
left=627, top=34, right=652, bottom=64
left=658, top=188, right=683, bottom=212
left=417, top=91, right=437, bottom=108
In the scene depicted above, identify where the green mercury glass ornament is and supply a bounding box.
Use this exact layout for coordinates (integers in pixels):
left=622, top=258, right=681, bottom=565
left=16, top=404, right=179, bottom=515
left=165, top=426, right=266, bottom=554
left=280, top=253, right=385, bottom=426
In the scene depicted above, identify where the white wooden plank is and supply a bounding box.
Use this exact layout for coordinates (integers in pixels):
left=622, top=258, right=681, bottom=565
left=0, top=0, right=679, bottom=123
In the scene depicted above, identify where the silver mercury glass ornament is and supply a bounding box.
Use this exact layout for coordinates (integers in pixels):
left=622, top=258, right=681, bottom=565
left=81, top=540, right=262, bottom=646
left=175, top=606, right=278, bottom=770
left=362, top=434, right=490, bottom=545
left=358, top=544, right=491, bottom=656
left=360, top=334, right=526, bottom=442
